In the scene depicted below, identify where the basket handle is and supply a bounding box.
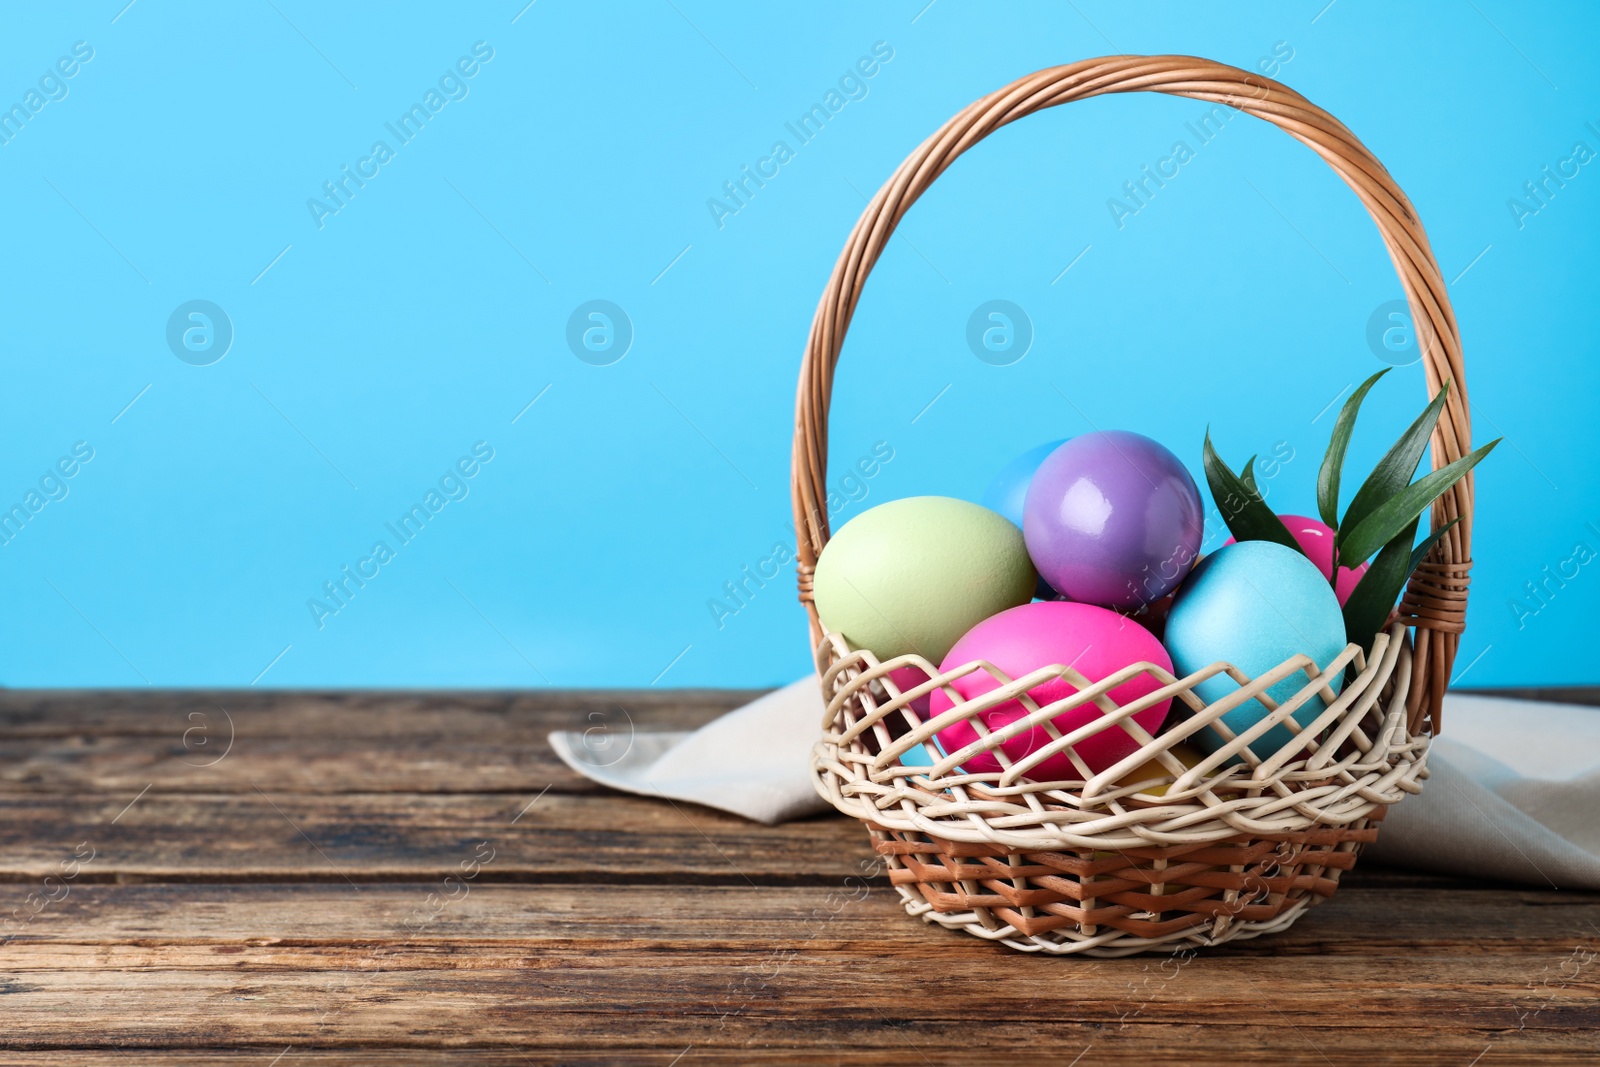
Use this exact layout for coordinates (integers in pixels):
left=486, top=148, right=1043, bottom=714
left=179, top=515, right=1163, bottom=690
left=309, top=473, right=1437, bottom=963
left=791, top=55, right=1472, bottom=733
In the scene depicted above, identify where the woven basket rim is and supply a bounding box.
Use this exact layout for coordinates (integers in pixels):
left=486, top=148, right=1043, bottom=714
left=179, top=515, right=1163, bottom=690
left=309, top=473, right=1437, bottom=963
left=811, top=621, right=1429, bottom=852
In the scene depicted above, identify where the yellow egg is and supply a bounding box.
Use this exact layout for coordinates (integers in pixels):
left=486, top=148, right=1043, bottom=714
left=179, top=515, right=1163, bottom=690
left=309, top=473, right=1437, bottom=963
left=1116, top=742, right=1205, bottom=797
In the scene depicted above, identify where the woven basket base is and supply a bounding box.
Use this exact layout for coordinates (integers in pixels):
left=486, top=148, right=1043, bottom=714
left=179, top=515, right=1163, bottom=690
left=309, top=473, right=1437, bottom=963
left=869, top=810, right=1385, bottom=956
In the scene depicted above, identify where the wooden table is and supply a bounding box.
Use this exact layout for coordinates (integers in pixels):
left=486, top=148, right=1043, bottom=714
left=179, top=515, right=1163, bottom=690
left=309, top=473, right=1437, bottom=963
left=2, top=689, right=1597, bottom=1064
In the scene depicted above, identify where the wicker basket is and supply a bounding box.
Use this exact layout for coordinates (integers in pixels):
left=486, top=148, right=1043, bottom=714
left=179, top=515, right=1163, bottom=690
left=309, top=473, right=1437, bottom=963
left=797, top=56, right=1474, bottom=956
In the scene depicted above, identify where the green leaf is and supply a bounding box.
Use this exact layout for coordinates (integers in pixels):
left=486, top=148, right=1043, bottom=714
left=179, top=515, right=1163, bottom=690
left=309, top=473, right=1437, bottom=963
left=1337, top=439, right=1498, bottom=563
left=1342, top=517, right=1418, bottom=648
left=1341, top=518, right=1459, bottom=648
left=1409, top=517, right=1459, bottom=574
left=1341, top=380, right=1451, bottom=539
left=1317, top=370, right=1388, bottom=529
left=1239, top=454, right=1259, bottom=496
left=1203, top=429, right=1301, bottom=553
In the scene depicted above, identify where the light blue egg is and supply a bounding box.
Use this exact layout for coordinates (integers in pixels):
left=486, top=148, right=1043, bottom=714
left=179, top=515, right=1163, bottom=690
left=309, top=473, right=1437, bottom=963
left=1164, top=541, right=1347, bottom=759
left=982, top=439, right=1068, bottom=600
left=982, top=439, right=1068, bottom=528
left=897, top=733, right=1000, bottom=781
left=897, top=739, right=937, bottom=768
left=895, top=733, right=972, bottom=774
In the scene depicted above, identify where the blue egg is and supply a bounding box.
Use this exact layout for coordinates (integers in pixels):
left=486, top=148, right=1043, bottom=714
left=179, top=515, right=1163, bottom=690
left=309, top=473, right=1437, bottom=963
left=1164, top=541, right=1347, bottom=760
left=982, top=439, right=1068, bottom=527
left=894, top=734, right=979, bottom=777
left=983, top=439, right=1067, bottom=600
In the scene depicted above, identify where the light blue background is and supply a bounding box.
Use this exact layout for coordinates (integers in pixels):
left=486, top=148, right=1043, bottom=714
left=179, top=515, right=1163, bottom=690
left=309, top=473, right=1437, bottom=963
left=0, top=1, right=1594, bottom=689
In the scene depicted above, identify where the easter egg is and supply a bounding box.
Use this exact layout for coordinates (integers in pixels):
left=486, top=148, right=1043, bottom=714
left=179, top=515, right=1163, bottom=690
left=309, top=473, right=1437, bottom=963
left=1164, top=541, right=1348, bottom=759
left=930, top=601, right=1173, bottom=781
left=1117, top=742, right=1206, bottom=797
left=884, top=664, right=933, bottom=718
left=813, top=497, right=1036, bottom=663
left=982, top=439, right=1069, bottom=527
left=1023, top=431, right=1203, bottom=609
left=896, top=737, right=938, bottom=768
left=983, top=439, right=1070, bottom=601
left=1223, top=514, right=1369, bottom=605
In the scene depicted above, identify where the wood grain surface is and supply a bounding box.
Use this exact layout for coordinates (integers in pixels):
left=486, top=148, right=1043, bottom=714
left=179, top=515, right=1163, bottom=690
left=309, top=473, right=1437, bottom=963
left=1, top=688, right=1597, bottom=1064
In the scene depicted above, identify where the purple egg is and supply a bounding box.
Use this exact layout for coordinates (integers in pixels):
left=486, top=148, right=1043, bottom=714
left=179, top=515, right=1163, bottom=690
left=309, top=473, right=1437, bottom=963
left=1023, top=431, right=1203, bottom=609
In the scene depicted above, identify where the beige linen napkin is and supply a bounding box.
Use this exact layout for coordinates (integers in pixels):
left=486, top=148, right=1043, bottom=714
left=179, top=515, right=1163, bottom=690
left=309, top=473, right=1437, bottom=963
left=549, top=683, right=1600, bottom=889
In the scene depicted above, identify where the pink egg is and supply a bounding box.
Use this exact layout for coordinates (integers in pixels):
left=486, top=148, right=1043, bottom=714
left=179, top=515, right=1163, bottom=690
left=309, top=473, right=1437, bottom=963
left=1223, top=514, right=1368, bottom=606
left=883, top=664, right=933, bottom=718
left=930, top=602, right=1173, bottom=781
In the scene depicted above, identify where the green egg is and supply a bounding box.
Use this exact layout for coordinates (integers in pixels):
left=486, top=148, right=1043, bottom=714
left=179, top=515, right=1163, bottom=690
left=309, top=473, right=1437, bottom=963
left=813, top=496, right=1037, bottom=662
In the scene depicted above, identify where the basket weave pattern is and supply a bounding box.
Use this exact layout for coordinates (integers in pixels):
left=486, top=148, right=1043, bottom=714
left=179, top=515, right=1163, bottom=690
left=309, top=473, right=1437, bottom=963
left=793, top=56, right=1473, bottom=954
left=809, top=622, right=1427, bottom=954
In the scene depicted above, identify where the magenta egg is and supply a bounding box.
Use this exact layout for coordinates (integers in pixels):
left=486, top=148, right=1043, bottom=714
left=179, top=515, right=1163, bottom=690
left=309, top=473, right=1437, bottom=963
left=930, top=601, right=1173, bottom=781
left=1023, top=431, right=1203, bottom=609
left=883, top=664, right=933, bottom=718
left=1223, top=514, right=1369, bottom=605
